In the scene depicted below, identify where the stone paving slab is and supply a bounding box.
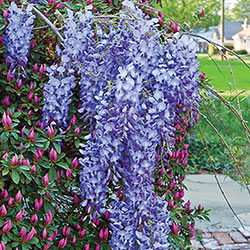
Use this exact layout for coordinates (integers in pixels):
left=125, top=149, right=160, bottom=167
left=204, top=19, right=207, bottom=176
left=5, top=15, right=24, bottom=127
left=192, top=228, right=250, bottom=249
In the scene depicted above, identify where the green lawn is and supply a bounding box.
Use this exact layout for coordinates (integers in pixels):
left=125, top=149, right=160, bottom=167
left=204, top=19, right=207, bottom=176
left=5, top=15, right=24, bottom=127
left=197, top=54, right=250, bottom=91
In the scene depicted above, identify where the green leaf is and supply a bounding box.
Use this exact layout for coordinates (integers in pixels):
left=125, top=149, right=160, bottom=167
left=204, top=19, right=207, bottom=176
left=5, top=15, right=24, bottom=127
left=36, top=138, right=48, bottom=143
left=19, top=165, right=31, bottom=171
left=48, top=167, right=57, bottom=181
left=1, top=132, right=9, bottom=143
left=43, top=141, right=50, bottom=151
left=74, top=138, right=80, bottom=148
left=53, top=142, right=61, bottom=154
left=11, top=170, right=20, bottom=184
left=11, top=132, right=19, bottom=140
left=2, top=168, right=9, bottom=176
left=29, top=237, right=39, bottom=244
left=56, top=162, right=69, bottom=170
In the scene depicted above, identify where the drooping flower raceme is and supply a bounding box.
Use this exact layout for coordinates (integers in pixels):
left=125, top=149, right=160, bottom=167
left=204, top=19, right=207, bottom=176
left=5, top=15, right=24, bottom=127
left=42, top=1, right=201, bottom=249
left=42, top=65, right=75, bottom=126
left=3, top=2, right=35, bottom=71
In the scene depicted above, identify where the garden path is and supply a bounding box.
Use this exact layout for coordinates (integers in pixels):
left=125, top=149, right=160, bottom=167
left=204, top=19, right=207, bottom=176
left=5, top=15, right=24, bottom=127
left=184, top=174, right=250, bottom=249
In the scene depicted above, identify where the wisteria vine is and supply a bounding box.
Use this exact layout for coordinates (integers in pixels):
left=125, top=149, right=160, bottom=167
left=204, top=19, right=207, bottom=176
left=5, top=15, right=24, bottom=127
left=40, top=1, right=201, bottom=249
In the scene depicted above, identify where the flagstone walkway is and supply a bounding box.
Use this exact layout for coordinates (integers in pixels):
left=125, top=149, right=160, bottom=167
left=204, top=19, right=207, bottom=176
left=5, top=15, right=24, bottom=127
left=191, top=227, right=250, bottom=249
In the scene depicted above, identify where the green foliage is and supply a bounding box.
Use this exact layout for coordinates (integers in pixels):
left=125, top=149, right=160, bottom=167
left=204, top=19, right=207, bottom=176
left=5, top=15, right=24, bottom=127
left=155, top=0, right=220, bottom=29
left=231, top=0, right=250, bottom=20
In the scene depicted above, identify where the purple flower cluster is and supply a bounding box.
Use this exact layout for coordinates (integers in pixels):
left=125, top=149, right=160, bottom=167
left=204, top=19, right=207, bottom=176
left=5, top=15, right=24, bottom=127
left=3, top=2, right=35, bottom=71
left=42, top=65, right=75, bottom=126
left=42, top=1, right=201, bottom=248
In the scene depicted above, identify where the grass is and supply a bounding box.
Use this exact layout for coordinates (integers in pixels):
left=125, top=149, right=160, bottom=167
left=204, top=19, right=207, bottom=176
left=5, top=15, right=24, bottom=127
left=197, top=54, right=250, bottom=92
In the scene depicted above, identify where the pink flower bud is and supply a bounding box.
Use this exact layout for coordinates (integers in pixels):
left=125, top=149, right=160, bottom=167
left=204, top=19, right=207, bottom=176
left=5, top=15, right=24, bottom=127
left=27, top=110, right=33, bottom=116
left=15, top=190, right=22, bottom=203
left=168, top=19, right=173, bottom=27
left=33, top=63, right=38, bottom=73
left=173, top=22, right=179, bottom=32
left=179, top=189, right=184, bottom=198
left=31, top=40, right=36, bottom=48
left=40, top=122, right=45, bottom=130
left=29, top=127, right=36, bottom=141
left=80, top=228, right=86, bottom=238
left=158, top=11, right=164, bottom=19
left=30, top=213, right=38, bottom=224
left=76, top=224, right=80, bottom=231
left=46, top=209, right=53, bottom=226
left=24, top=227, right=35, bottom=242
left=70, top=115, right=77, bottom=125
left=65, top=227, right=71, bottom=238
left=49, top=148, right=57, bottom=162
left=71, top=157, right=79, bottom=169
left=171, top=222, right=178, bottom=234
left=2, top=152, right=9, bottom=160
left=96, top=243, right=101, bottom=250
left=3, top=9, right=9, bottom=20
left=7, top=70, right=13, bottom=82
left=3, top=96, right=9, bottom=107
left=72, top=235, right=76, bottom=245
left=99, top=228, right=103, bottom=241
left=8, top=197, right=14, bottom=207
left=47, top=126, right=55, bottom=137
left=74, top=126, right=80, bottom=135
left=17, top=79, right=22, bottom=89
left=73, top=193, right=80, bottom=205
left=30, top=165, right=36, bottom=174
left=55, top=1, right=62, bottom=9
left=39, top=65, right=44, bottom=77
left=58, top=238, right=67, bottom=248
left=1, top=189, right=8, bottom=199
left=0, top=241, right=6, bottom=250
left=2, top=220, right=12, bottom=233
left=84, top=244, right=90, bottom=250
left=0, top=205, right=7, bottom=217
left=105, top=210, right=110, bottom=220
left=200, top=72, right=205, bottom=81
left=34, top=96, right=39, bottom=104
left=103, top=228, right=108, bottom=241
left=168, top=199, right=174, bottom=208
left=66, top=169, right=72, bottom=179
left=10, top=153, right=18, bottom=166
left=15, top=209, right=24, bottom=221
left=8, top=108, right=13, bottom=117
left=42, top=228, right=47, bottom=239
left=20, top=226, right=26, bottom=239
left=200, top=8, right=205, bottom=17
left=27, top=92, right=34, bottom=101
left=174, top=191, right=179, bottom=200
left=43, top=173, right=49, bottom=186
left=30, top=81, right=34, bottom=90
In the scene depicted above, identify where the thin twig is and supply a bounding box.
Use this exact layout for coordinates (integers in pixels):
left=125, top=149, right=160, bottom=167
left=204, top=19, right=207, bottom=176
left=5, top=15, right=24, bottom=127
left=223, top=56, right=243, bottom=119
left=200, top=83, right=250, bottom=145
left=200, top=113, right=250, bottom=195
left=201, top=95, right=233, bottom=140
left=187, top=33, right=250, bottom=70
left=32, top=6, right=65, bottom=43
left=198, top=126, right=245, bottom=229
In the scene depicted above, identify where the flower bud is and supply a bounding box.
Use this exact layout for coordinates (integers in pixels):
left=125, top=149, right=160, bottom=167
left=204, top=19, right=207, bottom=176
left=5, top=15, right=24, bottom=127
left=15, top=190, right=22, bottom=202
left=24, top=227, right=35, bottom=242
left=84, top=244, right=90, bottom=250
left=42, top=228, right=47, bottom=239
left=8, top=197, right=14, bottom=207
left=171, top=222, right=178, bottom=234
left=173, top=22, right=179, bottom=32
left=30, top=213, right=38, bottom=224
left=199, top=8, right=205, bottom=17
left=65, top=227, right=71, bottom=238
left=0, top=241, right=6, bottom=250
left=2, top=220, right=12, bottom=233
left=30, top=165, right=36, bottom=174
left=80, top=228, right=86, bottom=238
left=15, top=209, right=24, bottom=221
left=0, top=189, right=8, bottom=199
left=70, top=115, right=77, bottom=125
left=16, top=79, right=22, bottom=89
left=72, top=235, right=76, bottom=245
left=46, top=209, right=53, bottom=226
left=49, top=148, right=57, bottom=162
left=76, top=224, right=80, bottom=231
left=34, top=96, right=39, bottom=104
left=74, top=126, right=80, bottom=135
left=66, top=169, right=72, bottom=179
left=71, top=157, right=79, bottom=169
left=20, top=226, right=26, bottom=239
left=200, top=72, right=205, bottom=81
left=0, top=205, right=7, bottom=217
left=28, top=127, right=36, bottom=142
left=96, top=243, right=101, bottom=250
left=99, top=228, right=103, bottom=241
left=27, top=92, right=34, bottom=101
left=58, top=238, right=67, bottom=249
left=43, top=173, right=49, bottom=186
left=55, top=1, right=62, bottom=9
left=103, top=228, right=108, bottom=240
left=3, top=96, right=9, bottom=108
left=33, top=63, right=38, bottom=73
left=10, top=154, right=18, bottom=166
